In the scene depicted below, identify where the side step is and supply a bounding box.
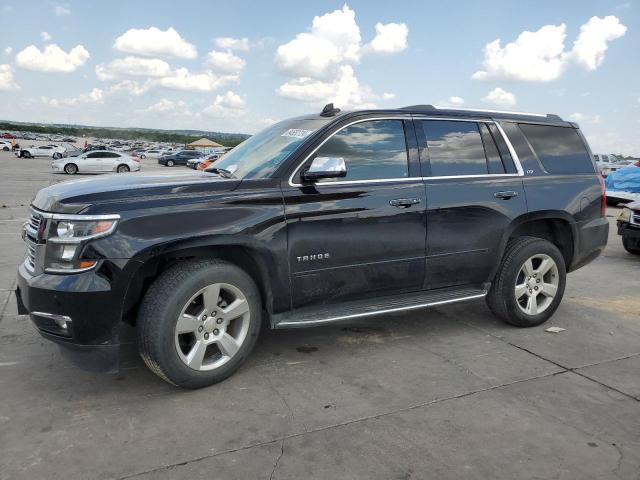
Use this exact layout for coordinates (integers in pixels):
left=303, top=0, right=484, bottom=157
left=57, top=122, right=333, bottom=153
left=272, top=287, right=487, bottom=328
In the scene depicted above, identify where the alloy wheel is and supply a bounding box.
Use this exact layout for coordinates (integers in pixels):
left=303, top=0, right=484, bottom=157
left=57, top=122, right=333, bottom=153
left=174, top=283, right=250, bottom=371
left=514, top=254, right=559, bottom=315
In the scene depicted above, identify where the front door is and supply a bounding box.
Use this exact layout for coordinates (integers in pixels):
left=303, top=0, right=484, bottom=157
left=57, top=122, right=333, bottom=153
left=283, top=118, right=427, bottom=309
left=415, top=118, right=527, bottom=289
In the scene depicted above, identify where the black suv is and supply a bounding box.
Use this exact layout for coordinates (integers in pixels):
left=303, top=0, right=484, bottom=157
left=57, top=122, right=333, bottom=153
left=15, top=104, right=608, bottom=388
left=158, top=149, right=203, bottom=167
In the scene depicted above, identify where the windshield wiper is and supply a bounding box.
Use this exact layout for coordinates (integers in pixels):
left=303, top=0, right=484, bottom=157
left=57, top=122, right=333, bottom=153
left=206, top=167, right=235, bottom=178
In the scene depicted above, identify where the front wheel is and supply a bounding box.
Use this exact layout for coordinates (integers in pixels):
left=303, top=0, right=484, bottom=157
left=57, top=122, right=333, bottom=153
left=137, top=259, right=262, bottom=389
left=64, top=163, right=78, bottom=175
left=486, top=236, right=566, bottom=327
left=166, top=160, right=175, bottom=167
left=622, top=237, right=640, bottom=255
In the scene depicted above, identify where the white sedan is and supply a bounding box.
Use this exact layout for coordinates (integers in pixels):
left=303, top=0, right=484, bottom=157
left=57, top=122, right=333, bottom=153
left=52, top=150, right=141, bottom=175
left=19, top=144, right=66, bottom=158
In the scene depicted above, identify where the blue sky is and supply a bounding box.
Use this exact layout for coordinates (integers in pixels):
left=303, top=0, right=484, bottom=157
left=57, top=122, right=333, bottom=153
left=0, top=1, right=638, bottom=154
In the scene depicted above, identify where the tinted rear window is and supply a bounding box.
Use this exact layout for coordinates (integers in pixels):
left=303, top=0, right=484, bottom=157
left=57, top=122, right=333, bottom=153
left=519, top=124, right=594, bottom=174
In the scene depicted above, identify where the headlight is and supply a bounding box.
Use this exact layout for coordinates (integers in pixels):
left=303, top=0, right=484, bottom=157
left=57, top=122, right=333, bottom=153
left=618, top=208, right=631, bottom=223
left=44, top=216, right=119, bottom=273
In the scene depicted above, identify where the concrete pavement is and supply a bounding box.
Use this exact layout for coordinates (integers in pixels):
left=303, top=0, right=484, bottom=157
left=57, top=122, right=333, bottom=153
left=0, top=151, right=639, bottom=479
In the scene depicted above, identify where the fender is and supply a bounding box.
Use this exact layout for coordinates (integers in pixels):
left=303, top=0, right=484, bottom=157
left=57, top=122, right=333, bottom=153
left=490, top=210, right=578, bottom=280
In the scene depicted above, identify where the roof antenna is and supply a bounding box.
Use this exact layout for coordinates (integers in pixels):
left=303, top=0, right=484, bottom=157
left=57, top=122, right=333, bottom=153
left=320, top=103, right=341, bottom=117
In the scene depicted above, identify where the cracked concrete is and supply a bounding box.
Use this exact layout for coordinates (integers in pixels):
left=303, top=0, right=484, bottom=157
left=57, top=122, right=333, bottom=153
left=0, top=152, right=639, bottom=479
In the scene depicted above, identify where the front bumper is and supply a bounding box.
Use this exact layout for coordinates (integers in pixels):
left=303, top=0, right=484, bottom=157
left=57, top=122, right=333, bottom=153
left=15, top=259, right=131, bottom=373
left=617, top=221, right=640, bottom=247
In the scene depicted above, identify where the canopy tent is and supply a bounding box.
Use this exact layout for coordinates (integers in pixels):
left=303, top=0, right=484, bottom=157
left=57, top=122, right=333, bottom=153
left=188, top=138, right=223, bottom=148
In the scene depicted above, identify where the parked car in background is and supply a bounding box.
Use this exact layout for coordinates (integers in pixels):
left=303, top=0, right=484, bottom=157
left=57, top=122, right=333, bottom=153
left=52, top=150, right=140, bottom=174
left=2, top=133, right=16, bottom=139
left=141, top=149, right=163, bottom=159
left=62, top=137, right=76, bottom=143
left=158, top=149, right=203, bottom=166
left=0, top=140, right=12, bottom=151
left=594, top=154, right=634, bottom=176
left=197, top=156, right=219, bottom=170
left=18, top=144, right=65, bottom=158
left=617, top=201, right=640, bottom=254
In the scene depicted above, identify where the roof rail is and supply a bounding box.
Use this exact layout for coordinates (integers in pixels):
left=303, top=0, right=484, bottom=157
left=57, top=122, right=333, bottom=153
left=400, top=105, right=563, bottom=121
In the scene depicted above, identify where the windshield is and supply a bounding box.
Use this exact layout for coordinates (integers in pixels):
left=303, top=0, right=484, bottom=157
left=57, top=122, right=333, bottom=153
left=207, top=118, right=329, bottom=179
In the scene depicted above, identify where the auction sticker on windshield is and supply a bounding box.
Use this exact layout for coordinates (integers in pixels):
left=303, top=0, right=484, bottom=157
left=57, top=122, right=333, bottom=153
left=281, top=129, right=313, bottom=139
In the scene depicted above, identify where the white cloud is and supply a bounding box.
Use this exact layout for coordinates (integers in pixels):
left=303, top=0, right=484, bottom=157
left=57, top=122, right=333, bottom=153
left=40, top=32, right=52, bottom=42
left=382, top=92, right=395, bottom=100
left=472, top=24, right=568, bottom=82
left=53, top=4, right=70, bottom=16
left=276, top=5, right=362, bottom=78
left=3, top=47, right=12, bottom=56
left=214, top=37, right=250, bottom=51
left=153, top=68, right=237, bottom=92
left=96, top=56, right=171, bottom=80
left=570, top=16, right=627, bottom=70
left=443, top=96, right=465, bottom=107
left=569, top=112, right=601, bottom=124
left=483, top=87, right=516, bottom=107
left=108, top=79, right=150, bottom=96
left=206, top=50, right=246, bottom=74
left=45, top=88, right=104, bottom=107
left=114, top=27, right=197, bottom=59
left=277, top=65, right=379, bottom=109
left=204, top=90, right=247, bottom=117
left=0, top=64, right=19, bottom=90
left=366, top=22, right=408, bottom=54
left=144, top=98, right=189, bottom=114
left=473, top=16, right=626, bottom=82
left=15, top=44, right=89, bottom=73
left=275, top=5, right=407, bottom=109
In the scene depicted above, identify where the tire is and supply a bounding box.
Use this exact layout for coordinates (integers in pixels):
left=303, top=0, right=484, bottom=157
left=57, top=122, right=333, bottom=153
left=486, top=236, right=566, bottom=327
left=622, top=237, right=640, bottom=255
left=22, top=151, right=31, bottom=158
left=2, top=147, right=8, bottom=151
left=166, top=160, right=175, bottom=167
left=140, top=154, right=146, bottom=159
left=137, top=259, right=262, bottom=389
left=117, top=164, right=130, bottom=173
left=64, top=163, right=78, bottom=175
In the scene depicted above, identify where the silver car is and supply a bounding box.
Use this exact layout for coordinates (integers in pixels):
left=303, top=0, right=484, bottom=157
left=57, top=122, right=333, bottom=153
left=52, top=150, right=141, bottom=175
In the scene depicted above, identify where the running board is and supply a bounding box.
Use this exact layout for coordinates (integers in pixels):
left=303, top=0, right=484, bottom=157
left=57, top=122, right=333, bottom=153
left=272, top=287, right=487, bottom=328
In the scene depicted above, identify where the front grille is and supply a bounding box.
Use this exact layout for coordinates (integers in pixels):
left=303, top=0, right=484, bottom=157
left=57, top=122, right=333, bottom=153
left=23, top=209, right=44, bottom=274
left=632, top=213, right=640, bottom=226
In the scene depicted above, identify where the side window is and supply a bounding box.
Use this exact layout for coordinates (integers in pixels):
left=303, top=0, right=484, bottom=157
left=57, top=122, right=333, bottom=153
left=314, top=120, right=408, bottom=182
left=487, top=123, right=517, bottom=173
left=518, top=124, right=595, bottom=174
left=86, top=152, right=100, bottom=158
left=421, top=120, right=487, bottom=176
left=478, top=123, right=505, bottom=174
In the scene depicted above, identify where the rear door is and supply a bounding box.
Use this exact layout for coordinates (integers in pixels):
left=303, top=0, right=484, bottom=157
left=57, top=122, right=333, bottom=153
left=283, top=117, right=427, bottom=308
left=83, top=151, right=103, bottom=171
left=416, top=117, right=527, bottom=289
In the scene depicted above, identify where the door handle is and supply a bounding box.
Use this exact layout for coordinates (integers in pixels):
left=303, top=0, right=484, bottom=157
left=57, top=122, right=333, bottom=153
left=494, top=191, right=518, bottom=200
left=390, top=198, right=421, bottom=208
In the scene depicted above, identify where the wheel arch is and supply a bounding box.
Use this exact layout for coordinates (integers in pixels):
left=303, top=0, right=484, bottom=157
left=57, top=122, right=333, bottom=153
left=492, top=211, right=578, bottom=279
left=120, top=242, right=280, bottom=328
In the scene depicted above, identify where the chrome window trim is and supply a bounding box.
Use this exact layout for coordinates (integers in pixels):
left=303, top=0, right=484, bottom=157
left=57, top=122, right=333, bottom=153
left=288, top=116, right=524, bottom=187
left=288, top=116, right=411, bottom=187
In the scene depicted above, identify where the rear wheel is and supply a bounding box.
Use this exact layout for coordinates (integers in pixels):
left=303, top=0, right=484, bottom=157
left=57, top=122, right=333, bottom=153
left=137, top=259, right=262, bottom=389
left=487, top=236, right=566, bottom=327
left=117, top=164, right=130, bottom=173
left=64, top=163, right=78, bottom=175
left=622, top=237, right=640, bottom=255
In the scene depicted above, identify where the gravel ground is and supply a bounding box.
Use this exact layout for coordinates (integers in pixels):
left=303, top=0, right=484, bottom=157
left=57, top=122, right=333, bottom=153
left=0, top=150, right=639, bottom=480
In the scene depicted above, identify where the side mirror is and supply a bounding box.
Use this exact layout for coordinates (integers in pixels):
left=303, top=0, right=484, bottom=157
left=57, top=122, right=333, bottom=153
left=301, top=156, right=347, bottom=182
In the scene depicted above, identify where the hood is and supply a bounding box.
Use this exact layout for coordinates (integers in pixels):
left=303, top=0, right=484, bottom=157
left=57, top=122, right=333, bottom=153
left=32, top=172, right=241, bottom=213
